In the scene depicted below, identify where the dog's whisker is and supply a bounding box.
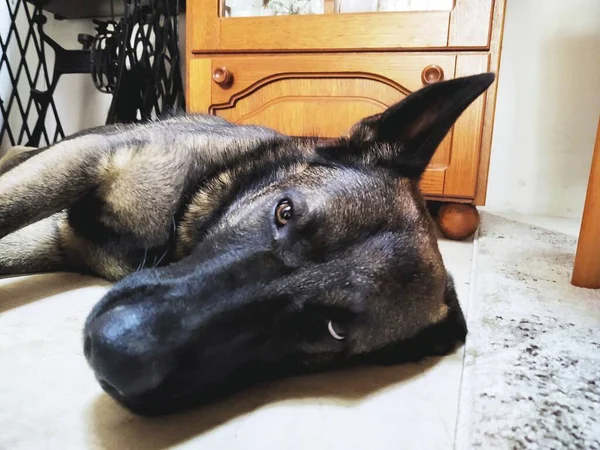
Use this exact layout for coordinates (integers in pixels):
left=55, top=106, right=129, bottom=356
left=136, top=247, right=149, bottom=272
left=154, top=247, right=169, bottom=268
left=141, top=247, right=148, bottom=269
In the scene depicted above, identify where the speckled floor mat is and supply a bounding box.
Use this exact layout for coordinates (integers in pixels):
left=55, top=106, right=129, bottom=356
left=455, top=213, right=600, bottom=450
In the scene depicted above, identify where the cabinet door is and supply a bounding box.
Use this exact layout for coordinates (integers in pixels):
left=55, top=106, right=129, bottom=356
left=188, top=53, right=490, bottom=199
left=187, top=0, right=494, bottom=53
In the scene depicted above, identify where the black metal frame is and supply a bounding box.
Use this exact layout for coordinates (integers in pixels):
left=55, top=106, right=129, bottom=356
left=92, top=0, right=185, bottom=124
left=1, top=0, right=185, bottom=149
left=0, top=0, right=65, bottom=147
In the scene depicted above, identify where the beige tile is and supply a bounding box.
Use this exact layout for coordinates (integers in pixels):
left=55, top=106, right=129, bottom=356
left=480, top=208, right=582, bottom=237
left=439, top=237, right=475, bottom=313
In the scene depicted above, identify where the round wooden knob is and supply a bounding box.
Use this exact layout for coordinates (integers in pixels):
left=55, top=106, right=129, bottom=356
left=421, top=65, right=444, bottom=85
left=212, top=67, right=232, bottom=86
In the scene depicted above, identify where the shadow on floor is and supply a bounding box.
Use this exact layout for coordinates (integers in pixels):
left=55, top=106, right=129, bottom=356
left=89, top=356, right=444, bottom=450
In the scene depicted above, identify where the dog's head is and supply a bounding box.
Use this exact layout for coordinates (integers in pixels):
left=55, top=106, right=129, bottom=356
left=84, top=73, right=494, bottom=415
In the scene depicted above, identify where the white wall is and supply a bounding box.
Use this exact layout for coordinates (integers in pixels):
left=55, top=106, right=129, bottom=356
left=485, top=0, right=600, bottom=219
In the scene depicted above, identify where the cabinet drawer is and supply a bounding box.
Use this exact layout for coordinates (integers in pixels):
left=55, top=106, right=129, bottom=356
left=188, top=0, right=494, bottom=53
left=188, top=52, right=490, bottom=198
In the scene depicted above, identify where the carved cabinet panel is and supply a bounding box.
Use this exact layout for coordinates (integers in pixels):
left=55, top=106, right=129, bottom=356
left=185, top=0, right=507, bottom=234
left=188, top=52, right=490, bottom=198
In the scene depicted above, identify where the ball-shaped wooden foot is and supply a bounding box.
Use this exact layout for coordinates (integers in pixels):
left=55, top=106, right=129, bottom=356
left=436, top=203, right=480, bottom=240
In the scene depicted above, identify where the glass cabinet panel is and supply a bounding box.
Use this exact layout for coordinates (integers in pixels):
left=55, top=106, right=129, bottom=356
left=222, top=0, right=323, bottom=17
left=221, top=0, right=454, bottom=17
left=336, top=0, right=453, bottom=13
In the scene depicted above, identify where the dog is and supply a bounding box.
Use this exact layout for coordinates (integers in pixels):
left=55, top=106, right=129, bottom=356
left=0, top=73, right=494, bottom=416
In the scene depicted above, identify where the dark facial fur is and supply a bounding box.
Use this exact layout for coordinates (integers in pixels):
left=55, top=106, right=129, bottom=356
left=0, top=73, right=495, bottom=415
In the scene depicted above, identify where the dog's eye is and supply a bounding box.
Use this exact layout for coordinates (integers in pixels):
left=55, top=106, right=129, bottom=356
left=275, top=200, right=293, bottom=226
left=327, top=320, right=347, bottom=340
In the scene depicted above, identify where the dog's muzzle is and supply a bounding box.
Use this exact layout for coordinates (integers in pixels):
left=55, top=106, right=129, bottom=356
left=83, top=239, right=289, bottom=408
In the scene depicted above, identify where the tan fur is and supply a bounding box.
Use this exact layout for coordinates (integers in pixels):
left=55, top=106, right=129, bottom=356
left=0, top=115, right=288, bottom=279
left=177, top=162, right=309, bottom=258
left=177, top=169, right=235, bottom=257
left=96, top=145, right=188, bottom=246
left=0, top=145, right=37, bottom=162
left=57, top=220, right=133, bottom=280
left=0, top=213, right=66, bottom=274
left=0, top=135, right=104, bottom=236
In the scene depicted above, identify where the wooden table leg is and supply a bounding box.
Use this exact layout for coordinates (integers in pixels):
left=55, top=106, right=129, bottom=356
left=572, top=118, right=600, bottom=289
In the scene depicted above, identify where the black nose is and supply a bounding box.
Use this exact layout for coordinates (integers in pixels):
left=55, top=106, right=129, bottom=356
left=84, top=308, right=171, bottom=398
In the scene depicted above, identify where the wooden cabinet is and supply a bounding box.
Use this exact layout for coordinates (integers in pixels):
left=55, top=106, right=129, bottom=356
left=186, top=0, right=506, bottom=233
left=187, top=0, right=495, bottom=52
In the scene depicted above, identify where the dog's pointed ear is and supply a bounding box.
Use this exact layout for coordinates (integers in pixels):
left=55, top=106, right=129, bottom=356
left=317, top=73, right=495, bottom=177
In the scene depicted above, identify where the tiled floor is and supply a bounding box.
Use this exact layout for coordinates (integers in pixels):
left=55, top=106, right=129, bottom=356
left=0, top=213, right=579, bottom=449
left=481, top=208, right=582, bottom=237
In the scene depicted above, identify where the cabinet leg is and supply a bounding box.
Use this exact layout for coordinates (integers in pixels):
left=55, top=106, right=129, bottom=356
left=436, top=203, right=480, bottom=241
left=572, top=119, right=600, bottom=289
